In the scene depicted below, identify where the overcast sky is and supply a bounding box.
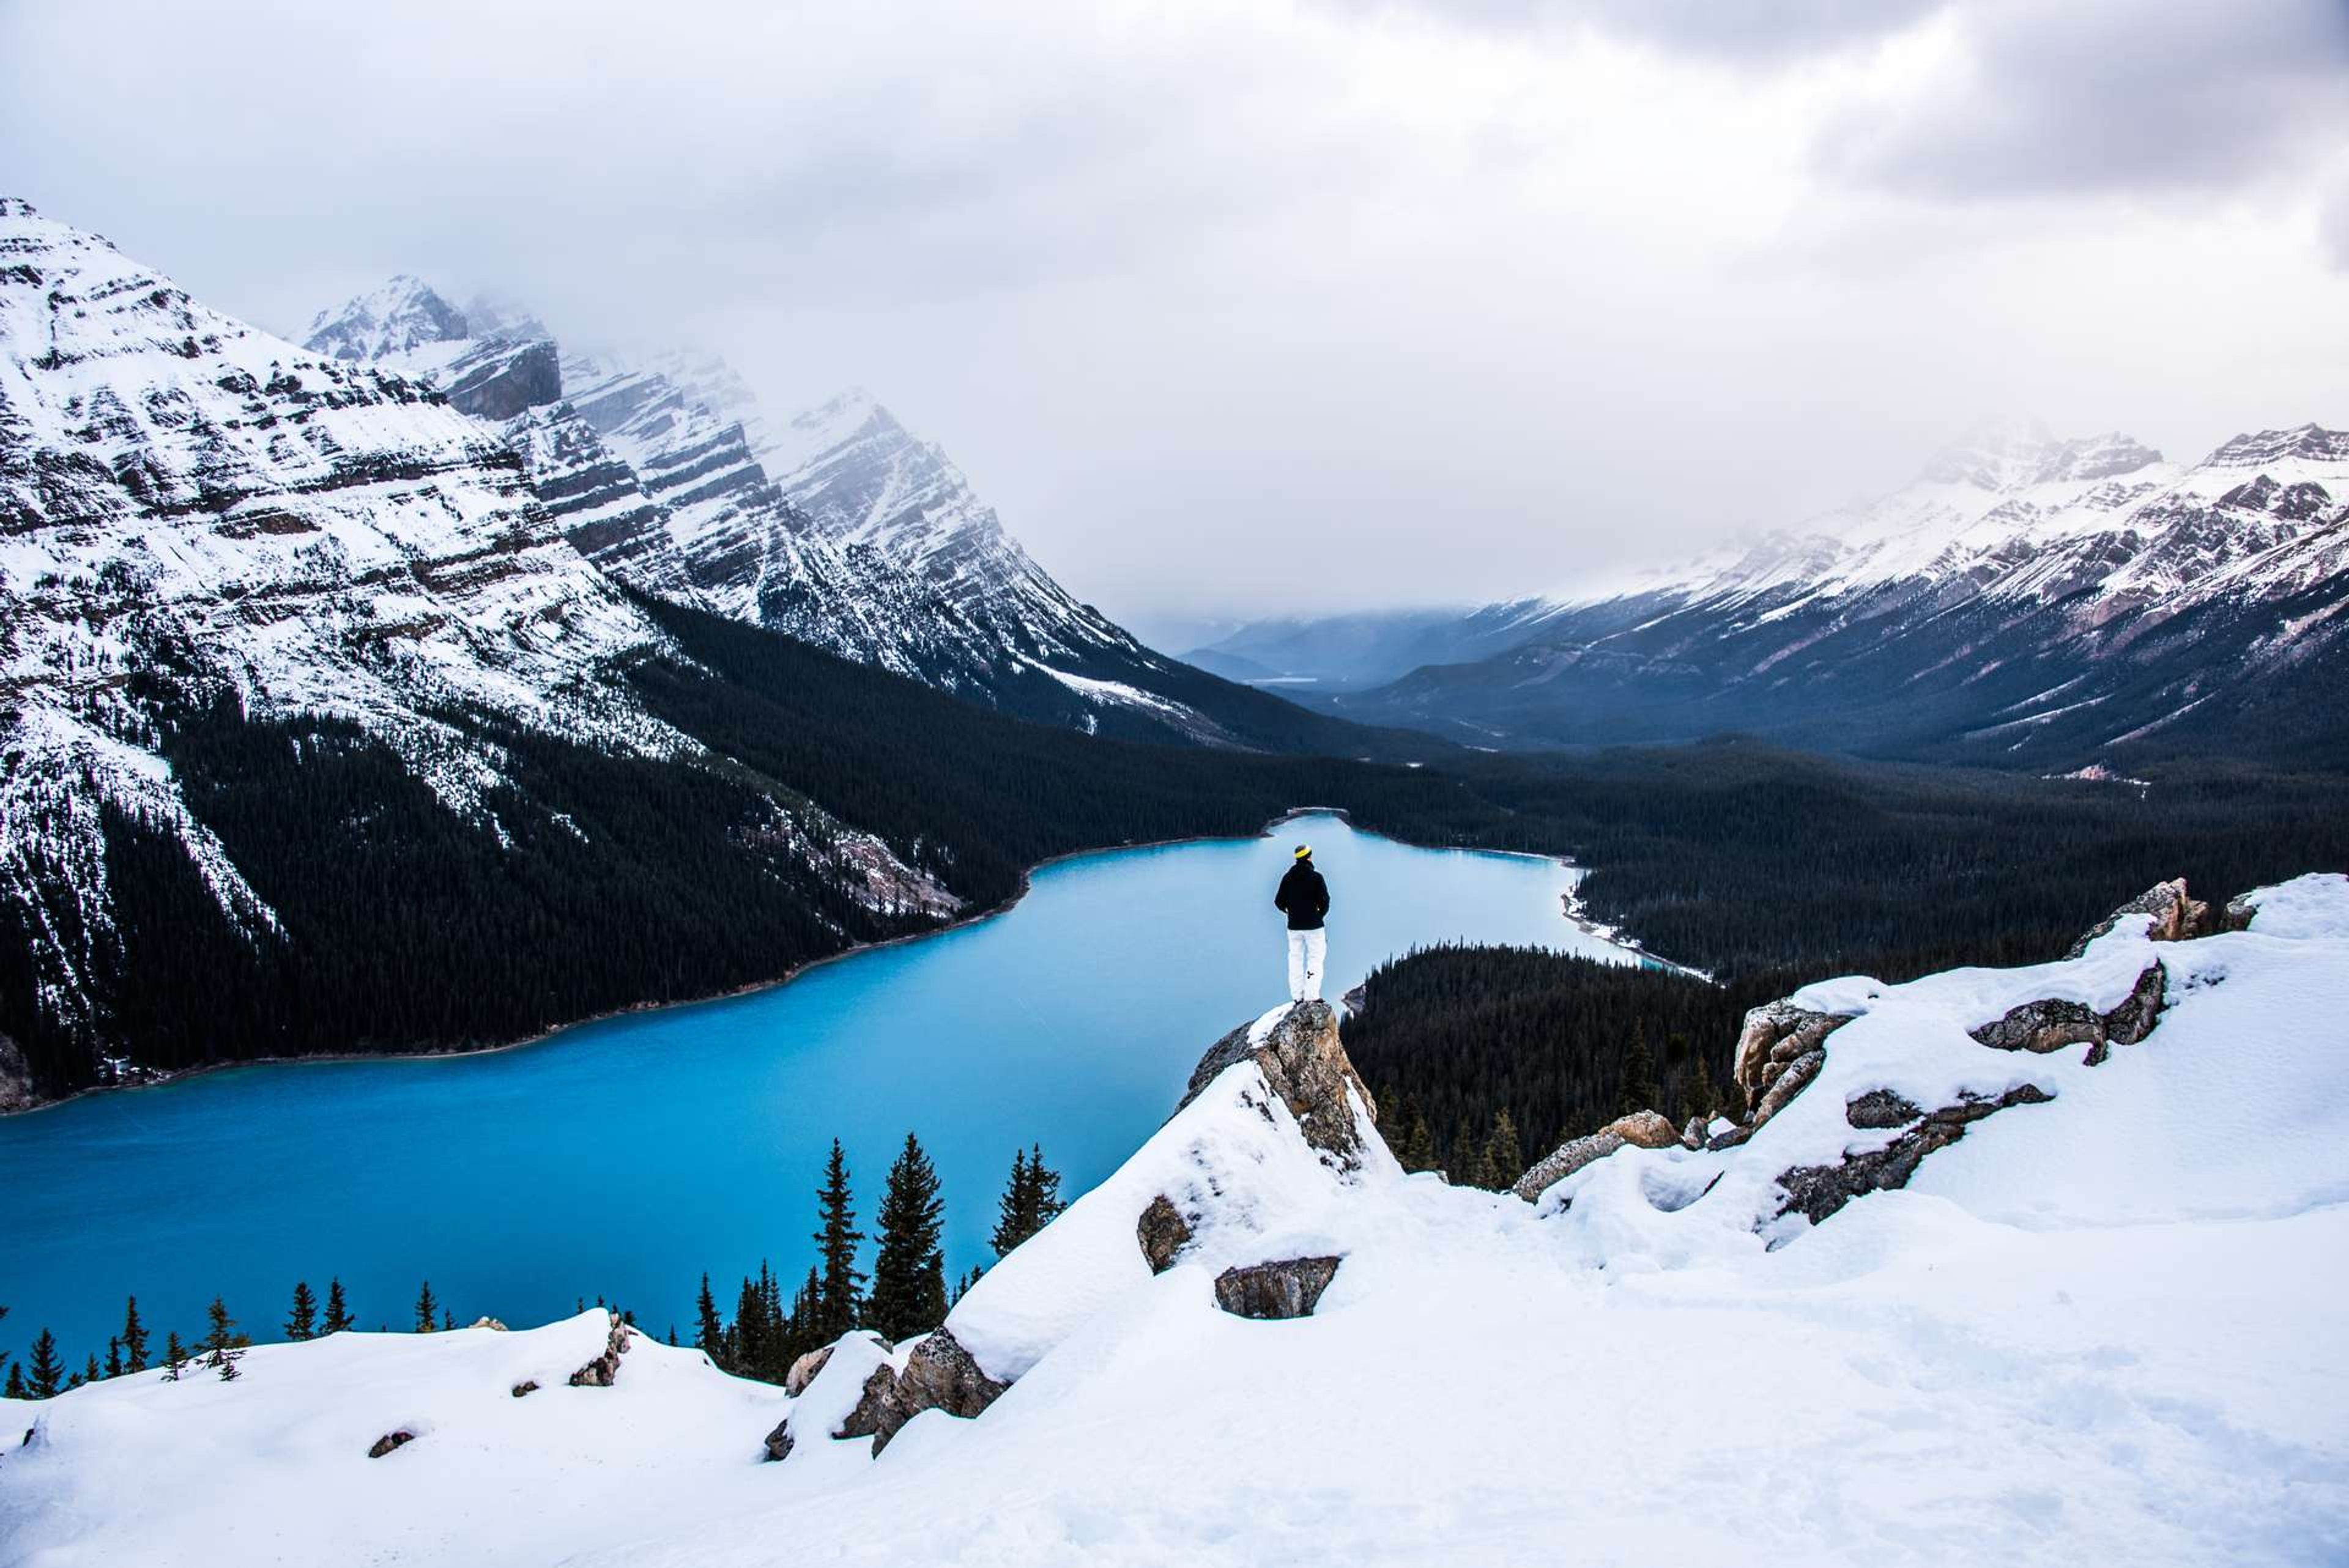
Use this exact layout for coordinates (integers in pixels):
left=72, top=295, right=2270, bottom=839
left=7, top=1, right=2346, bottom=627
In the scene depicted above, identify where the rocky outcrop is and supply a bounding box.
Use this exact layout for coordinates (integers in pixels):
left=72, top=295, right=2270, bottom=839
left=367, top=1429, right=417, bottom=1459
left=1137, top=1194, right=1193, bottom=1274
left=762, top=1418, right=795, bottom=1463
left=1750, top=1049, right=1825, bottom=1131
left=833, top=1328, right=1010, bottom=1455
left=1512, top=1111, right=1685, bottom=1202
left=2063, top=879, right=2216, bottom=958
left=1969, top=961, right=2165, bottom=1065
left=1212, top=1257, right=1341, bottom=1320
left=1178, top=1002, right=1379, bottom=1169
left=1732, top=1002, right=1855, bottom=1116
left=784, top=1345, right=834, bottom=1397
left=1775, top=1085, right=2054, bottom=1227
left=567, top=1314, right=629, bottom=1387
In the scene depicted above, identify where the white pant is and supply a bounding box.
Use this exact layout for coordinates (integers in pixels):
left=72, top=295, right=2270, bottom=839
left=1286, top=928, right=1327, bottom=1002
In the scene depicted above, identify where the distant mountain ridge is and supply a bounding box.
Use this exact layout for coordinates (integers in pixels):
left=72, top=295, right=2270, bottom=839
left=1275, top=416, right=2349, bottom=766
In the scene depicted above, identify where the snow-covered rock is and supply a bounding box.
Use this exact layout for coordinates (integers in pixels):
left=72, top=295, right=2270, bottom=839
left=5, top=873, right=2348, bottom=1564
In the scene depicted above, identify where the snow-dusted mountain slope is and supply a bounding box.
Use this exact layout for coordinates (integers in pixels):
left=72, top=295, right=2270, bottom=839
left=1313, top=417, right=2349, bottom=765
left=0, top=201, right=953, bottom=1092
left=306, top=281, right=1386, bottom=752
left=9, top=873, right=2344, bottom=1566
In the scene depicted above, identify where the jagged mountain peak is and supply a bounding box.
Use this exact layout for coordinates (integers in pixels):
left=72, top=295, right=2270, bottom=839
left=303, top=274, right=469, bottom=361
left=1918, top=416, right=2163, bottom=492
left=2203, top=423, right=2349, bottom=471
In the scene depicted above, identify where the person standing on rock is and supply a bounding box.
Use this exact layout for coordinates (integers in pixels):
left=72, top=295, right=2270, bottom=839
left=1275, top=844, right=1330, bottom=1003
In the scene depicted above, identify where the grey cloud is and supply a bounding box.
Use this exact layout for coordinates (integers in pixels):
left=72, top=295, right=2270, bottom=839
left=1332, top=0, right=1950, bottom=62
left=1817, top=0, right=2349, bottom=199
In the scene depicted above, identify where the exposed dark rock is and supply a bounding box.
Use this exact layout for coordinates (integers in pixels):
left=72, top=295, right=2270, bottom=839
left=1749, top=1048, right=1825, bottom=1130
left=567, top=1313, right=629, bottom=1387
left=762, top=1417, right=795, bottom=1463
left=467, top=1316, right=508, bottom=1331
left=1845, top=1088, right=1923, bottom=1129
left=1512, top=1131, right=1626, bottom=1202
left=1137, top=1194, right=1194, bottom=1274
left=1179, top=1002, right=1381, bottom=1170
left=2101, top=961, right=2167, bottom=1048
left=784, top=1345, right=834, bottom=1397
left=1705, top=1123, right=1755, bottom=1152
left=510, top=1380, right=538, bottom=1398
left=1968, top=998, right=2103, bottom=1054
left=2064, top=879, right=2215, bottom=958
left=1212, top=1257, right=1342, bottom=1320
left=1773, top=1085, right=2054, bottom=1228
left=1732, top=1002, right=1855, bottom=1112
left=1680, top=1114, right=1709, bottom=1150
left=1967, top=960, right=2167, bottom=1067
left=368, top=1429, right=417, bottom=1459
left=2221, top=891, right=2262, bottom=932
left=0, top=1034, right=35, bottom=1114
left=833, top=1328, right=1011, bottom=1455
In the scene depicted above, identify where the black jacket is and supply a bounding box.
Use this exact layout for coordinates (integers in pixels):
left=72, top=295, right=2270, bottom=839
left=1275, top=860, right=1329, bottom=931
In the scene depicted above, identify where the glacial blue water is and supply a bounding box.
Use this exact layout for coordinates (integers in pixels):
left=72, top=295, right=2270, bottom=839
left=0, top=813, right=1629, bottom=1363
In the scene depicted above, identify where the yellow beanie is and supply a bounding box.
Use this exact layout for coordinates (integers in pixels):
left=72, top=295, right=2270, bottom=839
left=1294, top=845, right=1312, bottom=859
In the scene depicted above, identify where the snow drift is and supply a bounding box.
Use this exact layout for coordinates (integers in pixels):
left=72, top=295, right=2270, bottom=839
left=6, top=874, right=2348, bottom=1566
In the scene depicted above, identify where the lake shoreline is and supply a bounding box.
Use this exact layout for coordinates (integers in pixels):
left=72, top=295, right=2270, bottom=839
left=6, top=805, right=1668, bottom=1119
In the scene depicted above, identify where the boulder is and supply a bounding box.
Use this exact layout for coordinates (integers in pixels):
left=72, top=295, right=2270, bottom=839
left=761, top=1417, right=795, bottom=1463
left=2100, top=961, right=2167, bottom=1048
left=1773, top=1084, right=2054, bottom=1227
left=1749, top=1049, right=1825, bottom=1130
left=1511, top=1131, right=1625, bottom=1202
left=1137, top=1194, right=1193, bottom=1274
left=2221, top=890, right=2262, bottom=932
left=510, top=1380, right=539, bottom=1398
left=367, top=1429, right=416, bottom=1459
left=784, top=1345, right=834, bottom=1398
left=1608, top=1110, right=1682, bottom=1150
left=1178, top=1001, right=1380, bottom=1169
left=1212, top=1257, right=1343, bottom=1320
left=1680, top=1115, right=1709, bottom=1150
left=566, top=1312, right=629, bottom=1387
left=1732, top=1002, right=1854, bottom=1112
left=833, top=1327, right=1010, bottom=1455
left=2063, top=879, right=2215, bottom=958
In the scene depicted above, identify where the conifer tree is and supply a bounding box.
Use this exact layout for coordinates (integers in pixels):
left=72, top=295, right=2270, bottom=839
left=1389, top=1093, right=1438, bottom=1171
left=949, top=1265, right=985, bottom=1308
left=414, top=1281, right=438, bottom=1333
left=78, top=1352, right=100, bottom=1388
left=1618, top=1021, right=1658, bottom=1117
left=322, top=1278, right=354, bottom=1335
left=202, top=1296, right=245, bottom=1380
left=1483, top=1108, right=1524, bottom=1191
left=162, top=1330, right=187, bottom=1381
left=4, top=1363, right=24, bottom=1400
left=866, top=1133, right=948, bottom=1344
left=694, top=1273, right=725, bottom=1361
left=809, top=1141, right=865, bottom=1344
left=121, top=1296, right=149, bottom=1373
left=27, top=1329, right=63, bottom=1399
left=1448, top=1114, right=1491, bottom=1187
left=286, top=1281, right=318, bottom=1341
left=106, top=1336, right=124, bottom=1380
left=990, top=1145, right=1031, bottom=1257
left=442, top=1309, right=456, bottom=1333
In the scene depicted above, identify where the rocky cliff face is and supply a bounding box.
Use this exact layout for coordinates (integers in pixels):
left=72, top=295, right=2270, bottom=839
left=0, top=203, right=951, bottom=1095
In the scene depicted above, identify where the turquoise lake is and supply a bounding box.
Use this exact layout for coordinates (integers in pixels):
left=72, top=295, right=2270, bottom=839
left=0, top=813, right=1630, bottom=1361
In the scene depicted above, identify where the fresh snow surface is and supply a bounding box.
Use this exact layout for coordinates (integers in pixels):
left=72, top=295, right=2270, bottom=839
left=7, top=876, right=2348, bottom=1566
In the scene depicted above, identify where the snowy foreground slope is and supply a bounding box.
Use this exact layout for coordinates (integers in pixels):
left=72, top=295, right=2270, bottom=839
left=7, top=875, right=2348, bottom=1566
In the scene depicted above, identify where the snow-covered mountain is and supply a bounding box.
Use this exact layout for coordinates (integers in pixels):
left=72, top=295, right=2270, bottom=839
left=8, top=871, right=2343, bottom=1566
left=0, top=201, right=957, bottom=1087
left=303, top=279, right=1371, bottom=750
left=1322, top=416, right=2349, bottom=764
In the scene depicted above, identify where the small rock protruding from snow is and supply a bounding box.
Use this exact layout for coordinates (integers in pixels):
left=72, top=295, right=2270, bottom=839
left=833, top=1328, right=1010, bottom=1455
left=1136, top=1194, right=1193, bottom=1274
left=1211, top=1257, right=1342, bottom=1320
left=783, top=1345, right=834, bottom=1398
left=566, top=1314, right=630, bottom=1387
left=366, top=1429, right=418, bottom=1459
left=1512, top=1111, right=1685, bottom=1202
left=1968, top=961, right=2167, bottom=1062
